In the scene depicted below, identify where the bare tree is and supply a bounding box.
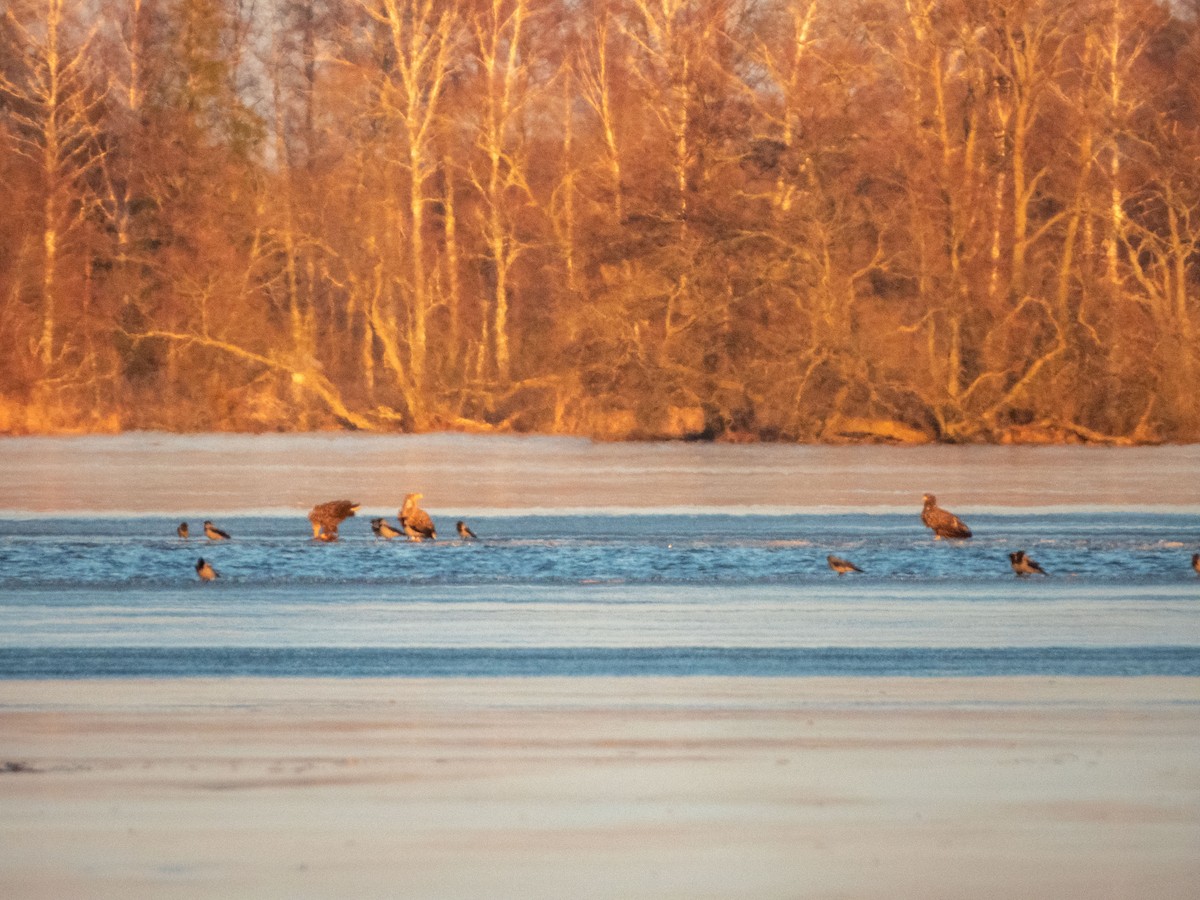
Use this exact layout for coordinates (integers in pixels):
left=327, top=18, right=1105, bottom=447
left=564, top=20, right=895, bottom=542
left=372, top=0, right=459, bottom=392
left=468, top=0, right=538, bottom=383
left=0, top=0, right=104, bottom=373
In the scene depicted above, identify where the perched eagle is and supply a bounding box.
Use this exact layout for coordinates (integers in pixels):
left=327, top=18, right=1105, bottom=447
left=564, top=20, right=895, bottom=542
left=921, top=494, right=972, bottom=540
left=308, top=499, right=360, bottom=540
left=400, top=493, right=437, bottom=541
left=827, top=554, right=863, bottom=575
left=195, top=558, right=219, bottom=581
left=371, top=517, right=402, bottom=539
left=204, top=520, right=231, bottom=540
left=177, top=522, right=189, bottom=539
left=1009, top=550, right=1047, bottom=576
left=457, top=520, right=478, bottom=540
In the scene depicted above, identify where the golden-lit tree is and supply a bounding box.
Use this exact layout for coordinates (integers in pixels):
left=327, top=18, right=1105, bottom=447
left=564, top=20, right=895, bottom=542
left=466, top=0, right=539, bottom=383
left=0, top=0, right=1195, bottom=440
left=1, top=0, right=105, bottom=395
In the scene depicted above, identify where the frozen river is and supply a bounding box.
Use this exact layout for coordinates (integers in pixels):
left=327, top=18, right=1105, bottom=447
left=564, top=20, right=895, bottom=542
left=2, top=435, right=1198, bottom=899
left=1, top=432, right=1198, bottom=515
left=0, top=434, right=1197, bottom=677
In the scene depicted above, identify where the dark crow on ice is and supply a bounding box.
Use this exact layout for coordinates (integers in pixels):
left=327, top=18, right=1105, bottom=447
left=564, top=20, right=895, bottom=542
left=827, top=555, right=863, bottom=575
left=203, top=520, right=231, bottom=540
left=372, top=518, right=403, bottom=539
left=457, top=521, right=478, bottom=540
left=1009, top=550, right=1047, bottom=576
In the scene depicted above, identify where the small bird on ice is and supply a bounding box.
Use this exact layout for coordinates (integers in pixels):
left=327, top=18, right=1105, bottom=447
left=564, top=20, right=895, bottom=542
left=827, top=555, right=863, bottom=575
left=457, top=520, right=478, bottom=540
left=371, top=518, right=403, bottom=539
left=195, top=558, right=219, bottom=581
left=204, top=520, right=231, bottom=540
left=1009, top=550, right=1047, bottom=576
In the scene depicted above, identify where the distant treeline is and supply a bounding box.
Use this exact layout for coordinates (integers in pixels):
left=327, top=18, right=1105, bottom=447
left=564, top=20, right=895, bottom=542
left=1, top=0, right=1197, bottom=442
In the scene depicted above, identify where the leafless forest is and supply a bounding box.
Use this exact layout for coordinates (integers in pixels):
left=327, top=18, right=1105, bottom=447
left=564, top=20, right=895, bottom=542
left=1, top=0, right=1197, bottom=441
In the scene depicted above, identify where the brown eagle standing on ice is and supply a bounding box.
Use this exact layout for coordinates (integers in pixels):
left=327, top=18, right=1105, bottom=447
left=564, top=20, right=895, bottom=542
left=400, top=493, right=437, bottom=541
left=921, top=493, right=972, bottom=540
left=308, top=499, right=360, bottom=541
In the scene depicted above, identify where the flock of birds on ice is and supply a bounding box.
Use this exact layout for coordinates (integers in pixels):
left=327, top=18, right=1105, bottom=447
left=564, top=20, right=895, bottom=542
left=187, top=492, right=1200, bottom=583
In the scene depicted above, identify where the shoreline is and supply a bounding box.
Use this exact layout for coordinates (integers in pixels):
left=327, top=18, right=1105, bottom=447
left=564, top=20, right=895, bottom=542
left=3, top=676, right=1198, bottom=898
